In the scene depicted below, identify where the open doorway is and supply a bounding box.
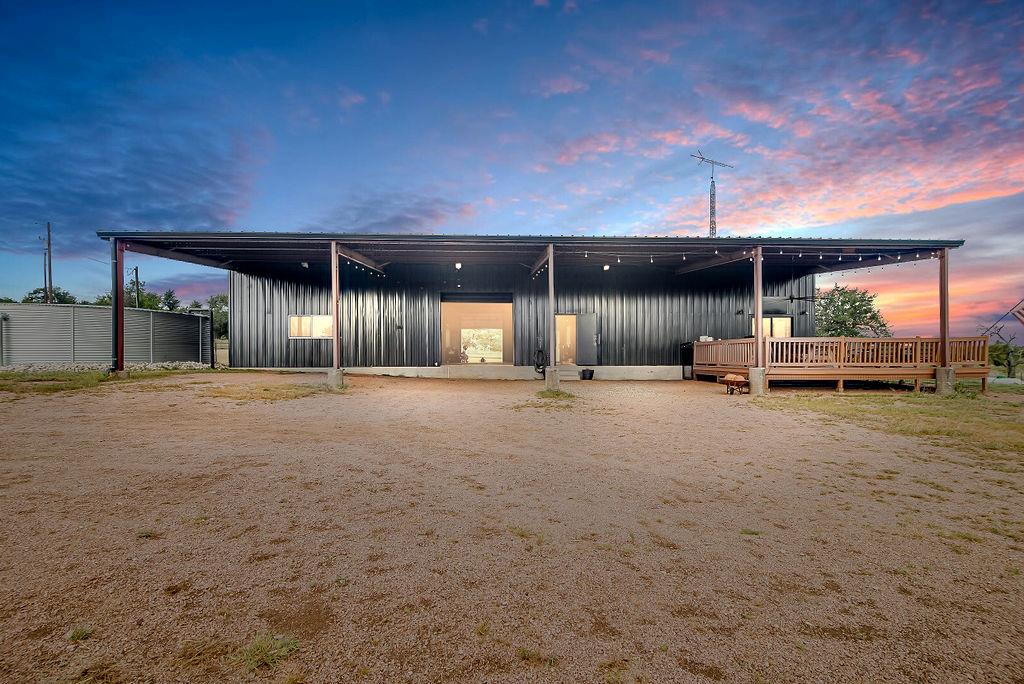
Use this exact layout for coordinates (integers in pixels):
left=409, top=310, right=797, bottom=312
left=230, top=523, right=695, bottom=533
left=441, top=300, right=514, bottom=364
left=556, top=313, right=598, bottom=365
left=556, top=315, right=576, bottom=365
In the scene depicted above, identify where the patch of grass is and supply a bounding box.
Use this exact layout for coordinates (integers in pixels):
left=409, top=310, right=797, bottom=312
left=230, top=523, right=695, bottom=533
left=0, top=368, right=234, bottom=396
left=516, top=646, right=558, bottom=667
left=755, top=389, right=1024, bottom=458
left=67, top=625, right=94, bottom=642
left=740, top=528, right=762, bottom=536
left=236, top=633, right=299, bottom=671
left=204, top=383, right=345, bottom=402
left=598, top=658, right=631, bottom=683
left=475, top=621, right=490, bottom=638
left=509, top=525, right=545, bottom=547
left=177, top=638, right=233, bottom=670
left=135, top=529, right=162, bottom=540
left=69, top=660, right=120, bottom=683
left=536, top=389, right=576, bottom=400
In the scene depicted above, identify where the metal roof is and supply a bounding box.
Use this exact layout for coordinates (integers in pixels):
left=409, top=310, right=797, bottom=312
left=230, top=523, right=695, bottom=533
left=96, top=230, right=964, bottom=276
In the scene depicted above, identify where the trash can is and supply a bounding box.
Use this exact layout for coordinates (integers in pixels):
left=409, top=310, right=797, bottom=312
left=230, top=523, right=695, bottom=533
left=680, top=342, right=694, bottom=380
left=580, top=368, right=595, bottom=380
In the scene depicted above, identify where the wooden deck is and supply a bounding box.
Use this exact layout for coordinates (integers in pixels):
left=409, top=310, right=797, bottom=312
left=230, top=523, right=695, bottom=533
left=693, top=336, right=989, bottom=389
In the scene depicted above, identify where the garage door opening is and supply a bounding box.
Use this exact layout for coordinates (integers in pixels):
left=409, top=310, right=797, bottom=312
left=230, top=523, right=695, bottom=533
left=441, top=299, right=514, bottom=365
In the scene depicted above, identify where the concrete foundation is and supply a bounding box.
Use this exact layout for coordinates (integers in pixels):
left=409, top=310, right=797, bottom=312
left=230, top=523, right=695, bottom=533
left=287, top=365, right=688, bottom=381
left=935, top=367, right=956, bottom=395
left=544, top=366, right=560, bottom=390
left=748, top=367, right=766, bottom=397
left=326, top=367, right=345, bottom=388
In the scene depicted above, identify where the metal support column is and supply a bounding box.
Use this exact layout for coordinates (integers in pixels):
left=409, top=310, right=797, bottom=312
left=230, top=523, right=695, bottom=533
left=328, top=240, right=344, bottom=387
left=110, top=239, right=125, bottom=373
left=545, top=243, right=559, bottom=390
left=750, top=245, right=766, bottom=395
left=936, top=247, right=954, bottom=394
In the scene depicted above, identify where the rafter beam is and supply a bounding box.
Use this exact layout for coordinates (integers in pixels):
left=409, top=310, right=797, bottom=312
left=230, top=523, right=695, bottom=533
left=530, top=248, right=550, bottom=277
left=122, top=241, right=227, bottom=269
left=335, top=243, right=384, bottom=273
left=675, top=251, right=749, bottom=276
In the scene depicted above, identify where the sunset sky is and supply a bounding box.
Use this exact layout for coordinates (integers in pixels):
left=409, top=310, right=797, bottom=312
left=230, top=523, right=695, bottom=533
left=1, top=1, right=1021, bottom=336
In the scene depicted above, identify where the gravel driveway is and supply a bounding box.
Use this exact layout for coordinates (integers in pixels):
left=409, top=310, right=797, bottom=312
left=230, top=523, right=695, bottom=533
left=0, top=373, right=1020, bottom=682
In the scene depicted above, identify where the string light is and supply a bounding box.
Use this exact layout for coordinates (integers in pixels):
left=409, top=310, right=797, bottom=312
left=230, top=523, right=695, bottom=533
left=584, top=251, right=588, bottom=258
left=682, top=254, right=687, bottom=261
left=617, top=256, right=621, bottom=263
left=603, top=264, right=610, bottom=271
left=650, top=255, right=654, bottom=263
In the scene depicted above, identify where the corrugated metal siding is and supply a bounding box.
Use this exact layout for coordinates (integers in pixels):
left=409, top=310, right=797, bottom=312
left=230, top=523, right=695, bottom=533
left=0, top=304, right=209, bottom=365
left=229, top=264, right=816, bottom=368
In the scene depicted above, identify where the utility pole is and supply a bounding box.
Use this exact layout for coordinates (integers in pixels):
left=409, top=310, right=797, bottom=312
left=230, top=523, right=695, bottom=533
left=132, top=266, right=141, bottom=308
left=46, top=222, right=53, bottom=304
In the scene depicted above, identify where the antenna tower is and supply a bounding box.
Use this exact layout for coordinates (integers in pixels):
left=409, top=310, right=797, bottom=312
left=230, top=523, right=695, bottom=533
left=691, top=150, right=734, bottom=238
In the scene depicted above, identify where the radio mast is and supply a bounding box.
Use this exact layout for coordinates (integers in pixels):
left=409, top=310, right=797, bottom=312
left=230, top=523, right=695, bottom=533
left=691, top=150, right=734, bottom=238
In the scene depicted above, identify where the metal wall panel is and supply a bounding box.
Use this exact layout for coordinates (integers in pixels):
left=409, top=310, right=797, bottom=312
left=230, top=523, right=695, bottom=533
left=229, top=263, right=816, bottom=368
left=0, top=304, right=208, bottom=366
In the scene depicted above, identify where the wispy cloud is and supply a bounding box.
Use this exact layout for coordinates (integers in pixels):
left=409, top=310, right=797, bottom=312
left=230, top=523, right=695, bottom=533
left=308, top=192, right=476, bottom=233
left=539, top=75, right=588, bottom=97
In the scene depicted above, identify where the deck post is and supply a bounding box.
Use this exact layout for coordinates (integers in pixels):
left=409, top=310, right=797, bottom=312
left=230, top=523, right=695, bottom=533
left=749, top=245, right=766, bottom=396
left=936, top=247, right=954, bottom=395
left=109, top=238, right=126, bottom=375
left=328, top=240, right=344, bottom=388
left=545, top=243, right=559, bottom=390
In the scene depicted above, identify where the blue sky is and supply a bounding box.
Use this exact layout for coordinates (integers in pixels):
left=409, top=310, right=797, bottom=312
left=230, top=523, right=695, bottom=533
left=1, top=1, right=1022, bottom=333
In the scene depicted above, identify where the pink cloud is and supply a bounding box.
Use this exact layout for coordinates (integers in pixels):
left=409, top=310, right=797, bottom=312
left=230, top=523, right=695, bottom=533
left=338, top=87, right=366, bottom=110
left=539, top=75, right=589, bottom=97
left=639, top=49, right=671, bottom=64
left=555, top=132, right=620, bottom=164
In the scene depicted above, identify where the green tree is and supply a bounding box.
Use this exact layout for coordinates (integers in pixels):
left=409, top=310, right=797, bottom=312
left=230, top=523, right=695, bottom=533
left=94, top=275, right=162, bottom=309
left=815, top=285, right=892, bottom=337
left=0, top=296, right=16, bottom=303
left=161, top=289, right=181, bottom=311
left=21, top=286, right=78, bottom=304
left=207, top=293, right=228, bottom=338
left=186, top=299, right=202, bottom=309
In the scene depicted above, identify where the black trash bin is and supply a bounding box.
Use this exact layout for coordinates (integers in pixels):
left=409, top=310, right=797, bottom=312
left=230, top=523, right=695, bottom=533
left=680, top=342, right=694, bottom=380
left=580, top=368, right=595, bottom=380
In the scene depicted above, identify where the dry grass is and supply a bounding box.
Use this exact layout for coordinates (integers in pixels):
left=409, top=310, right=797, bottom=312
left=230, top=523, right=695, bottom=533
left=203, top=383, right=345, bottom=402
left=235, top=633, right=299, bottom=671
left=535, top=389, right=576, bottom=400
left=756, top=384, right=1024, bottom=459
left=0, top=368, right=231, bottom=396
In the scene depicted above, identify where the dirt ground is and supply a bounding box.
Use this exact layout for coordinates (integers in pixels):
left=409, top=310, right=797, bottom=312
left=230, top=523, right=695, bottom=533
left=1, top=372, right=1021, bottom=683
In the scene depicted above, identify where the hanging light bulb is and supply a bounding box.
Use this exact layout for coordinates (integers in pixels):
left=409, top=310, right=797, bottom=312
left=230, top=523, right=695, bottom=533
left=617, top=256, right=621, bottom=263
left=858, top=255, right=862, bottom=261
left=682, top=254, right=687, bottom=261
left=714, top=249, right=718, bottom=255
left=838, top=254, right=842, bottom=261
left=603, top=264, right=610, bottom=271
left=584, top=251, right=588, bottom=258
left=916, top=253, right=920, bottom=258
left=649, top=255, right=654, bottom=263
left=877, top=255, right=882, bottom=261
left=798, top=252, right=803, bottom=258
left=897, top=254, right=901, bottom=260
left=819, top=253, right=823, bottom=259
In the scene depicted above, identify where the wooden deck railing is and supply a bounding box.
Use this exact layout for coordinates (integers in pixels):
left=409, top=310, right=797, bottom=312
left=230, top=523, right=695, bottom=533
left=693, top=338, right=756, bottom=367
left=694, top=336, right=988, bottom=370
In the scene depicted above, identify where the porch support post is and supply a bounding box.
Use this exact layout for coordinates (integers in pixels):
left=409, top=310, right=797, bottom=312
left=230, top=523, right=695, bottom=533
left=109, top=238, right=126, bottom=375
left=327, top=240, right=344, bottom=388
left=936, top=247, right=954, bottom=394
left=749, top=245, right=766, bottom=396
left=545, top=243, right=559, bottom=390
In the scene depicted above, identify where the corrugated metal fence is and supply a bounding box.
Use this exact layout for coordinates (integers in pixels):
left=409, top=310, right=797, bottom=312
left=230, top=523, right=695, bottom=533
left=0, top=304, right=211, bottom=366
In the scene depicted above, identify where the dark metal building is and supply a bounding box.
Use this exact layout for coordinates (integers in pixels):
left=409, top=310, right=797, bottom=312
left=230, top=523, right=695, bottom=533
left=96, top=232, right=963, bottom=377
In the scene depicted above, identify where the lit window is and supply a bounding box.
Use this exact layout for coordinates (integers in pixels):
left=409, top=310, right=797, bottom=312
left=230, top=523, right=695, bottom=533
left=751, top=316, right=793, bottom=337
left=288, top=315, right=333, bottom=339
